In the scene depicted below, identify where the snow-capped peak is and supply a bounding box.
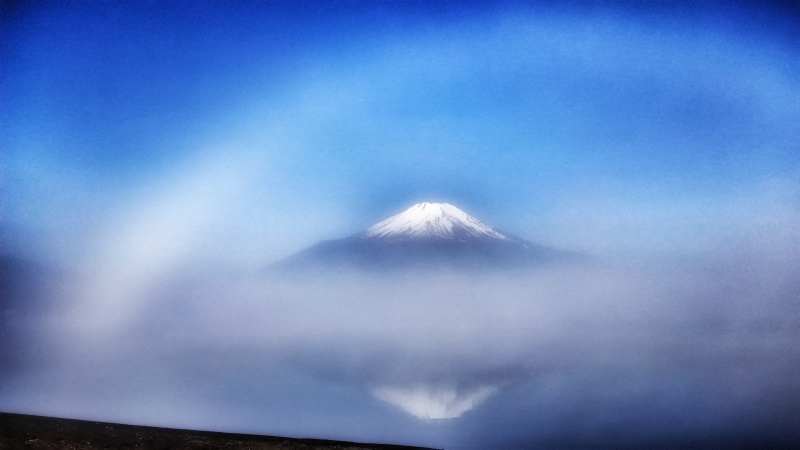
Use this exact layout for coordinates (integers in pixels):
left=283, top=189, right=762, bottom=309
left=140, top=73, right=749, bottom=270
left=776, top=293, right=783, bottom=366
left=364, top=202, right=509, bottom=241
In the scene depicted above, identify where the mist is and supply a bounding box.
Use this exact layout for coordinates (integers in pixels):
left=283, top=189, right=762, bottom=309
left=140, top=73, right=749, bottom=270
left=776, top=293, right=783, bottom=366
left=2, top=188, right=798, bottom=448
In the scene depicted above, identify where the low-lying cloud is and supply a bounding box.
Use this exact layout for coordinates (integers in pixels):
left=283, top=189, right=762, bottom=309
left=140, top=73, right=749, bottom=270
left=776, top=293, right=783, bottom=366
left=3, top=225, right=798, bottom=448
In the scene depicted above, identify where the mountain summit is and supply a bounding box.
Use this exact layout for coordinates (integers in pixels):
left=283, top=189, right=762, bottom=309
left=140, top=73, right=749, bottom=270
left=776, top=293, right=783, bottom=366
left=275, top=202, right=571, bottom=271
left=365, top=202, right=509, bottom=241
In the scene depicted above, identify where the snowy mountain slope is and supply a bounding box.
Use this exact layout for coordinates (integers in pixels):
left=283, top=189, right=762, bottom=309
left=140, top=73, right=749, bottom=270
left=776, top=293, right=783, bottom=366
left=365, top=202, right=509, bottom=241
left=274, top=202, right=575, bottom=271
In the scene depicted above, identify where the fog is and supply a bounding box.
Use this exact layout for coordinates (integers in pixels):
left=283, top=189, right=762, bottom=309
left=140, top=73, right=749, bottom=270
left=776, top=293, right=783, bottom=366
left=2, top=196, right=798, bottom=448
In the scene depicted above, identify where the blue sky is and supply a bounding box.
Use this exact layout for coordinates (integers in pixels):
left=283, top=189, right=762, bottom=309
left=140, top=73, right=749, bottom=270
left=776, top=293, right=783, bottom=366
left=3, top=1, right=799, bottom=267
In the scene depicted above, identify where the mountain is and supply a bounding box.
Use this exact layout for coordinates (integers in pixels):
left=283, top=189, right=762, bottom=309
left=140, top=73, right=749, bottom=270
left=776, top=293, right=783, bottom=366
left=274, top=202, right=574, bottom=271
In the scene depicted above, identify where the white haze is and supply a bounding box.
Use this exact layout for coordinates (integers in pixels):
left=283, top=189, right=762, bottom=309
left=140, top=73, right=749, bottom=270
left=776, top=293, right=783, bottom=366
left=2, top=182, right=799, bottom=448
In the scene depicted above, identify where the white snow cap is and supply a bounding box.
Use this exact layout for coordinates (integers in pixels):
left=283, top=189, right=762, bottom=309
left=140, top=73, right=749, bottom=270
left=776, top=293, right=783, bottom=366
left=365, top=202, right=509, bottom=240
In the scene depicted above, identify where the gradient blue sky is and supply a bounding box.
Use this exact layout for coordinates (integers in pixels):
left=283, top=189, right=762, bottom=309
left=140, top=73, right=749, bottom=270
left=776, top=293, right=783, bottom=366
left=3, top=0, right=799, bottom=268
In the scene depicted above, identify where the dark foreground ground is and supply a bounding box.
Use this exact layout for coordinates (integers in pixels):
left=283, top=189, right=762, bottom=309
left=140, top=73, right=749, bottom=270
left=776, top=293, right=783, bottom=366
left=0, top=413, right=438, bottom=450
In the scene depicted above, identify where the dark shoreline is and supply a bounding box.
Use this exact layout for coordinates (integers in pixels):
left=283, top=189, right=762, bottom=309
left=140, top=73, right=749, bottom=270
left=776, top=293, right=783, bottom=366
left=0, top=412, right=439, bottom=449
